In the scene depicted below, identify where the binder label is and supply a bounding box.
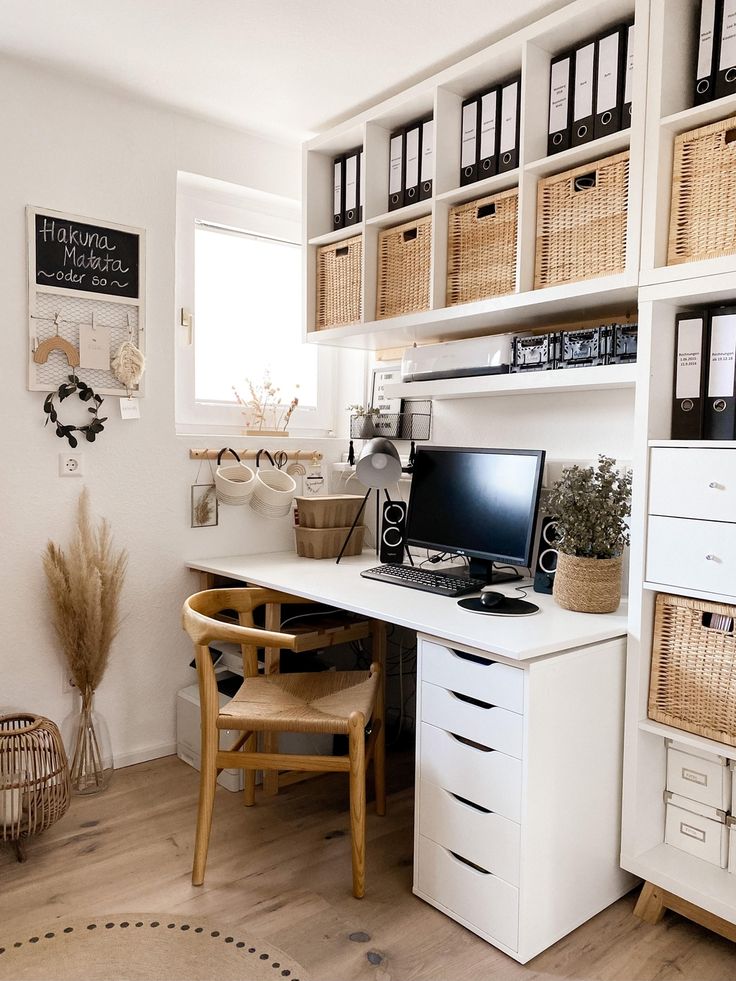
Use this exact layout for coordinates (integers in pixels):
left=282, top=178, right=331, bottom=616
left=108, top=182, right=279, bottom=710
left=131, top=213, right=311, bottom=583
left=720, top=0, right=736, bottom=71
left=698, top=0, right=717, bottom=78
left=405, top=128, right=420, bottom=188
left=345, top=155, right=358, bottom=211
left=480, top=91, right=498, bottom=159
left=624, top=25, right=635, bottom=104
left=499, top=82, right=518, bottom=155
left=461, top=102, right=478, bottom=168
left=676, top=319, right=704, bottom=399
left=597, top=32, right=620, bottom=113
left=360, top=150, right=365, bottom=208
left=708, top=318, right=736, bottom=397
left=334, top=161, right=342, bottom=215
left=549, top=58, right=570, bottom=134
left=574, top=43, right=595, bottom=120
left=389, top=135, right=403, bottom=195
left=420, top=120, right=434, bottom=182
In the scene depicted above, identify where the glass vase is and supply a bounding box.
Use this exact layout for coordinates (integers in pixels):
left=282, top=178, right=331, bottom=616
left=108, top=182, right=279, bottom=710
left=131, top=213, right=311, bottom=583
left=62, top=687, right=113, bottom=795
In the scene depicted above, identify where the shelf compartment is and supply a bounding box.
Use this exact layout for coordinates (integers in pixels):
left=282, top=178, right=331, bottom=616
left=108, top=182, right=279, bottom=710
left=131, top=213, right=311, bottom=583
left=308, top=223, right=364, bottom=247
left=639, top=718, right=736, bottom=762
left=524, top=129, right=631, bottom=177
left=366, top=200, right=432, bottom=230
left=436, top=170, right=519, bottom=207
left=661, top=93, right=736, bottom=134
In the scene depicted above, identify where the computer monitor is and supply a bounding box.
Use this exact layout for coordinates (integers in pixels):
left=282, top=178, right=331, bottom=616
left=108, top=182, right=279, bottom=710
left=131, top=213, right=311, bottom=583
left=405, top=445, right=546, bottom=584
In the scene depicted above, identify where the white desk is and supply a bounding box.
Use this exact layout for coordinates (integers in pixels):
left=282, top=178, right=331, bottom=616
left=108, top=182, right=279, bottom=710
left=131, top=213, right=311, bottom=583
left=186, top=549, right=634, bottom=963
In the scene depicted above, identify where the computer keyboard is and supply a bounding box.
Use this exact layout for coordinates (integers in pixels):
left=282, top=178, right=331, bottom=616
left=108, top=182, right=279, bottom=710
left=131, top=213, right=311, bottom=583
left=360, top=563, right=487, bottom=597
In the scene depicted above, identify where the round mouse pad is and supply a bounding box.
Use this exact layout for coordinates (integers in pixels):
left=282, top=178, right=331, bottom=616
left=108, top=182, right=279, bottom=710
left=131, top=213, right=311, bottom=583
left=458, top=596, right=539, bottom=617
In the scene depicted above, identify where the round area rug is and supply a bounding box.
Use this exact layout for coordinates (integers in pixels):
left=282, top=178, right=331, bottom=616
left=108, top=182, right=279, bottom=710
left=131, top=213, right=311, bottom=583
left=0, top=915, right=308, bottom=981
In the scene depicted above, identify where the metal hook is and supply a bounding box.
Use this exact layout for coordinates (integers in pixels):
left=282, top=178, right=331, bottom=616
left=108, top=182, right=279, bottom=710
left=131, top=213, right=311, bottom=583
left=53, top=312, right=61, bottom=335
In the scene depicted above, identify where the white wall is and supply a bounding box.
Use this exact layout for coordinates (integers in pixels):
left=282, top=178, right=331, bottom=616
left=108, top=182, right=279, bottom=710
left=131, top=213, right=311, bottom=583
left=0, top=56, right=361, bottom=765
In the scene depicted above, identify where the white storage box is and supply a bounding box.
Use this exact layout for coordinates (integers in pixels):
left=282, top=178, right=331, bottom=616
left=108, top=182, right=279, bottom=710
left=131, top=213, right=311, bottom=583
left=401, top=334, right=512, bottom=383
left=664, top=793, right=728, bottom=868
left=666, top=740, right=731, bottom=811
left=177, top=684, right=244, bottom=793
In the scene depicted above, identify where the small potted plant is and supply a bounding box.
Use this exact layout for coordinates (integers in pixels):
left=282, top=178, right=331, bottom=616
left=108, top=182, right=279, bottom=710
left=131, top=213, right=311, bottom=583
left=347, top=404, right=381, bottom=439
left=547, top=455, right=632, bottom=614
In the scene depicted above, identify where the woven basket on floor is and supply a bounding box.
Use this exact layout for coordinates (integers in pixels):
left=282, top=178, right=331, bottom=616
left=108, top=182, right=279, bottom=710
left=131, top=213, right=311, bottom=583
left=534, top=151, right=629, bottom=289
left=649, top=593, right=736, bottom=746
left=668, top=114, right=736, bottom=266
left=552, top=552, right=622, bottom=614
left=376, top=215, right=432, bottom=319
left=447, top=187, right=518, bottom=305
left=315, top=234, right=362, bottom=329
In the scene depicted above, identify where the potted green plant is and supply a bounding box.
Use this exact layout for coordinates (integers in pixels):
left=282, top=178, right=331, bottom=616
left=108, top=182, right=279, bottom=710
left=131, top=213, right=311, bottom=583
left=347, top=404, right=381, bottom=439
left=547, top=455, right=632, bottom=614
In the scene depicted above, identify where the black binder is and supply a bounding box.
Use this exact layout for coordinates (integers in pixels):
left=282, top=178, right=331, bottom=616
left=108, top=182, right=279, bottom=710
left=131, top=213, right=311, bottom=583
left=333, top=155, right=345, bottom=230
left=571, top=40, right=597, bottom=146
left=594, top=25, right=627, bottom=139
left=705, top=307, right=736, bottom=439
left=479, top=88, right=499, bottom=176
left=358, top=149, right=364, bottom=222
left=419, top=118, right=434, bottom=200
left=672, top=312, right=709, bottom=440
left=344, top=150, right=359, bottom=227
left=716, top=0, right=736, bottom=99
left=695, top=0, right=722, bottom=104
left=460, top=96, right=480, bottom=185
left=548, top=53, right=573, bottom=155
left=623, top=21, right=635, bottom=125
left=498, top=76, right=521, bottom=172
left=388, top=129, right=405, bottom=211
left=404, top=123, right=421, bottom=204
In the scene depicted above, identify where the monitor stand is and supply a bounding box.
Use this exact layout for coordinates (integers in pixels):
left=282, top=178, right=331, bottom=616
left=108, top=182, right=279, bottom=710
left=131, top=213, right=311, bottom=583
left=469, top=558, right=523, bottom=586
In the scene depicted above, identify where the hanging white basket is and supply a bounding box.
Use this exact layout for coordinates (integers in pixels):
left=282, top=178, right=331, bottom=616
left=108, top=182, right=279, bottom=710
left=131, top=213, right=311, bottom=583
left=250, top=449, right=296, bottom=518
left=215, top=448, right=255, bottom=506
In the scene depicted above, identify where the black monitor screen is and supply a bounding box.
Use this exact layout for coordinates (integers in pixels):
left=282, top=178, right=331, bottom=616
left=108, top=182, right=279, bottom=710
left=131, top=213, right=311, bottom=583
left=405, top=446, right=545, bottom=567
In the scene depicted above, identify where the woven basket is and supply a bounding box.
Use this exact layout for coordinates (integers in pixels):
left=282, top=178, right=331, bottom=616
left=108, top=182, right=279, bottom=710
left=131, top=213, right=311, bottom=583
left=552, top=552, right=623, bottom=613
left=316, top=234, right=362, bottom=329
left=376, top=215, right=432, bottom=320
left=649, top=593, right=736, bottom=746
left=668, top=114, right=736, bottom=266
left=447, top=188, right=518, bottom=305
left=534, top=151, right=629, bottom=289
left=294, top=525, right=365, bottom=559
left=295, top=495, right=365, bottom=529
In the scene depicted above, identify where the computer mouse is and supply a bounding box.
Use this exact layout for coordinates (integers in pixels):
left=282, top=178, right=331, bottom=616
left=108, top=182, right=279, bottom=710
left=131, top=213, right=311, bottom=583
left=479, top=590, right=504, bottom=608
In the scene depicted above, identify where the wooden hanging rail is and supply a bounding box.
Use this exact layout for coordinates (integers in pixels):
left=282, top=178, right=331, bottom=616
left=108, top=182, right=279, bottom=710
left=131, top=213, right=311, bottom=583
left=189, top=448, right=322, bottom=461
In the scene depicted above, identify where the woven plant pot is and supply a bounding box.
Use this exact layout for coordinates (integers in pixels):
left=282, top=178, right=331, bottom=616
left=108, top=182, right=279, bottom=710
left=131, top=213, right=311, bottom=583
left=553, top=552, right=623, bottom=614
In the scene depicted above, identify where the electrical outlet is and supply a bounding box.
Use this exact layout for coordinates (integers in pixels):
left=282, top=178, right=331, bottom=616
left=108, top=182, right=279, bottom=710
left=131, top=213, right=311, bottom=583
left=59, top=452, right=84, bottom=477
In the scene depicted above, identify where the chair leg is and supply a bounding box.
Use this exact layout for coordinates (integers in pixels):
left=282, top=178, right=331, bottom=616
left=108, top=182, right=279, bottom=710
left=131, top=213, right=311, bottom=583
left=243, top=733, right=257, bottom=807
left=371, top=625, right=387, bottom=818
left=192, top=725, right=218, bottom=886
left=348, top=711, right=367, bottom=899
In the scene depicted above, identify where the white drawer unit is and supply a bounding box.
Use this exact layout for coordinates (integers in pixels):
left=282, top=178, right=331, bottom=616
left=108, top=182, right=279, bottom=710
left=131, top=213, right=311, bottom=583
left=415, top=835, right=520, bottom=952
left=420, top=640, right=524, bottom=714
left=418, top=778, right=521, bottom=886
left=421, top=681, right=523, bottom=759
left=666, top=742, right=731, bottom=812
left=728, top=817, right=736, bottom=875
left=649, top=448, right=736, bottom=524
left=646, top=515, right=736, bottom=597
left=664, top=797, right=729, bottom=869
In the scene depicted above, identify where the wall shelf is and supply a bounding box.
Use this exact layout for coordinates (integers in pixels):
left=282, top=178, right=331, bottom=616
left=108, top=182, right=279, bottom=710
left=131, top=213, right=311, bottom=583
left=308, top=223, right=364, bottom=247
left=523, top=129, right=631, bottom=177
left=638, top=719, right=736, bottom=762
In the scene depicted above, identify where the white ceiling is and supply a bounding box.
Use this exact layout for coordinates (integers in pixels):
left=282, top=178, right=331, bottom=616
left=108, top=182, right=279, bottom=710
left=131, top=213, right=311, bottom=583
left=0, top=0, right=564, bottom=143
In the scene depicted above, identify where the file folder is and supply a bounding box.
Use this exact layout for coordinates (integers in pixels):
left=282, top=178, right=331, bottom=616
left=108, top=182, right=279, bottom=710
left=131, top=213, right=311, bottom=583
left=548, top=54, right=573, bottom=155
left=716, top=0, right=736, bottom=99
left=595, top=26, right=626, bottom=139
left=705, top=307, right=736, bottom=439
left=404, top=123, right=421, bottom=204
left=358, top=149, right=364, bottom=221
left=344, top=150, right=359, bottom=227
left=672, top=312, right=709, bottom=440
left=572, top=40, right=597, bottom=146
left=460, top=96, right=480, bottom=185
left=696, top=0, right=722, bottom=104
left=479, top=89, right=499, bottom=176
left=333, top=155, right=345, bottom=230
left=388, top=129, right=405, bottom=211
left=498, top=76, right=520, bottom=172
left=419, top=118, right=434, bottom=200
left=623, top=22, right=635, bottom=125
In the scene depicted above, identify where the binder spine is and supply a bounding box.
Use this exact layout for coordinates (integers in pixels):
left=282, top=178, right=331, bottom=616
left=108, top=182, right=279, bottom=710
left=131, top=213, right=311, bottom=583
left=716, top=0, right=736, bottom=99
left=695, top=0, right=722, bottom=104
left=460, top=97, right=480, bottom=185
left=623, top=21, right=635, bottom=124
left=548, top=54, right=572, bottom=155
left=571, top=40, right=597, bottom=147
left=404, top=125, right=421, bottom=204
left=705, top=307, right=736, bottom=439
left=419, top=117, right=434, bottom=201
left=358, top=149, right=364, bottom=222
left=672, top=312, right=709, bottom=440
left=344, top=151, right=359, bottom=227
left=479, top=89, right=499, bottom=176
left=333, top=155, right=345, bottom=230
left=498, top=76, right=521, bottom=172
left=594, top=26, right=627, bottom=140
left=388, top=129, right=406, bottom=211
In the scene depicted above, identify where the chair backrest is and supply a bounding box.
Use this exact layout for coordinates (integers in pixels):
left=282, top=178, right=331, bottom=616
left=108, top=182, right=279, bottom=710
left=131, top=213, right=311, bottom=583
left=182, top=587, right=305, bottom=649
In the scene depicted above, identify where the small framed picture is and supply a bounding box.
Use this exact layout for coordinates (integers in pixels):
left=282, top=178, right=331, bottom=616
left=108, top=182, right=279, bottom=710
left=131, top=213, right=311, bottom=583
left=370, top=365, right=402, bottom=414
left=191, top=484, right=218, bottom=528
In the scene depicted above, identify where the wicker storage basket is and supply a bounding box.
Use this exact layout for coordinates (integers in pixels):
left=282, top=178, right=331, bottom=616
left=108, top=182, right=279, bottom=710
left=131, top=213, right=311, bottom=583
left=649, top=593, right=736, bottom=746
left=447, top=188, right=518, bottom=305
left=295, top=525, right=365, bottom=559
left=534, top=151, right=629, bottom=289
left=376, top=215, right=432, bottom=319
left=668, top=114, right=736, bottom=266
left=315, top=234, right=362, bottom=329
left=295, top=494, right=365, bottom=529
left=552, top=553, right=623, bottom=614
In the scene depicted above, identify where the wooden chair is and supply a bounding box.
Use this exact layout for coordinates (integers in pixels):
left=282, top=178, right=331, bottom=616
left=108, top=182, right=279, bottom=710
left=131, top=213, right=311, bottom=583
left=182, top=587, right=386, bottom=898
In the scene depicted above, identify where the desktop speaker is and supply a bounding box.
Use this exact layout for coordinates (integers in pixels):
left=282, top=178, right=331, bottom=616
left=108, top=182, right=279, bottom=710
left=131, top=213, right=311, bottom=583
left=380, top=501, right=407, bottom=563
left=533, top=515, right=559, bottom=594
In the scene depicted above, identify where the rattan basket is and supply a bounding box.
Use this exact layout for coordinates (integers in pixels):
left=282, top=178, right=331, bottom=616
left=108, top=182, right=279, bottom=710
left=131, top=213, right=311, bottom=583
left=315, top=234, right=362, bottom=329
left=534, top=151, right=629, bottom=289
left=668, top=114, right=736, bottom=266
left=649, top=593, right=736, bottom=746
left=376, top=215, right=432, bottom=320
left=447, top=188, right=518, bottom=305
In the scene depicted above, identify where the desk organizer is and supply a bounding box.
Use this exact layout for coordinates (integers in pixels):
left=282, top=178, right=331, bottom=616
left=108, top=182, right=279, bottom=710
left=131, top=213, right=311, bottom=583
left=447, top=187, right=518, bottom=305
left=315, top=234, right=362, bottom=329
left=294, top=494, right=365, bottom=558
left=295, top=494, right=364, bottom=529
left=376, top=215, right=432, bottom=319
left=534, top=151, right=629, bottom=289
left=350, top=399, right=432, bottom=441
left=294, top=524, right=365, bottom=559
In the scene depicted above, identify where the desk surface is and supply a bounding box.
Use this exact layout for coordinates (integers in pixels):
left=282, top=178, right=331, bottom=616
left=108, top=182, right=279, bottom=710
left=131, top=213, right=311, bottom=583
left=187, top=551, right=628, bottom=662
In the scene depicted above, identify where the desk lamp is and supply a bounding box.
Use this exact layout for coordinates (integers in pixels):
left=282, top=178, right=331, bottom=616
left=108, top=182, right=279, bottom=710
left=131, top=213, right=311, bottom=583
left=336, top=438, right=405, bottom=564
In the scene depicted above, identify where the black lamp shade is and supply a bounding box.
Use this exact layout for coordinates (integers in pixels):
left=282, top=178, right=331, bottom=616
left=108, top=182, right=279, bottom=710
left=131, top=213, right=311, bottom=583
left=355, top=438, right=402, bottom=489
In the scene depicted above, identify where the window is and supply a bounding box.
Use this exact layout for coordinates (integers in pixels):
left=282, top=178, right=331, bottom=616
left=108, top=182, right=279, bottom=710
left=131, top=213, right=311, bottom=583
left=176, top=174, right=334, bottom=435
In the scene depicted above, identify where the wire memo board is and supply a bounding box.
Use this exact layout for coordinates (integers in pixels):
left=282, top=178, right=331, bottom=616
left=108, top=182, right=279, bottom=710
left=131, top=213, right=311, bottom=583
left=27, top=206, right=146, bottom=397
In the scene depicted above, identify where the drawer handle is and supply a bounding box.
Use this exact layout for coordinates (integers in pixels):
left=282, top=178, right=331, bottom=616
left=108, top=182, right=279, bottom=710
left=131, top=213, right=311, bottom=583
left=450, top=732, right=493, bottom=753
left=702, top=612, right=734, bottom=633
left=705, top=554, right=720, bottom=562
left=708, top=481, right=724, bottom=490
left=450, top=791, right=492, bottom=814
left=449, top=850, right=491, bottom=875
left=451, top=648, right=495, bottom=667
left=451, top=691, right=493, bottom=710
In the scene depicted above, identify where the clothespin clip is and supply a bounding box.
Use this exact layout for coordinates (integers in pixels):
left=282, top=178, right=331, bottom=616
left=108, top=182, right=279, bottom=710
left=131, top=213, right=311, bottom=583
left=53, top=312, right=61, bottom=334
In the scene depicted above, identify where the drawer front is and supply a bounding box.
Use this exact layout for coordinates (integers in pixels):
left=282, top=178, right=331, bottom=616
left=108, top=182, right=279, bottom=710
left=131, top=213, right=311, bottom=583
left=419, top=722, right=522, bottom=822
left=418, top=778, right=521, bottom=886
left=665, top=803, right=728, bottom=868
left=415, top=834, right=519, bottom=951
left=420, top=640, right=524, bottom=714
left=646, top=516, right=736, bottom=597
left=729, top=825, right=736, bottom=875
left=650, top=448, right=736, bottom=522
left=667, top=747, right=730, bottom=811
left=421, top=681, right=523, bottom=758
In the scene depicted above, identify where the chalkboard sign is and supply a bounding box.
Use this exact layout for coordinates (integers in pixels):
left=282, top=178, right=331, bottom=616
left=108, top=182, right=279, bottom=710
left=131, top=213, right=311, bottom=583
left=33, top=212, right=140, bottom=299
